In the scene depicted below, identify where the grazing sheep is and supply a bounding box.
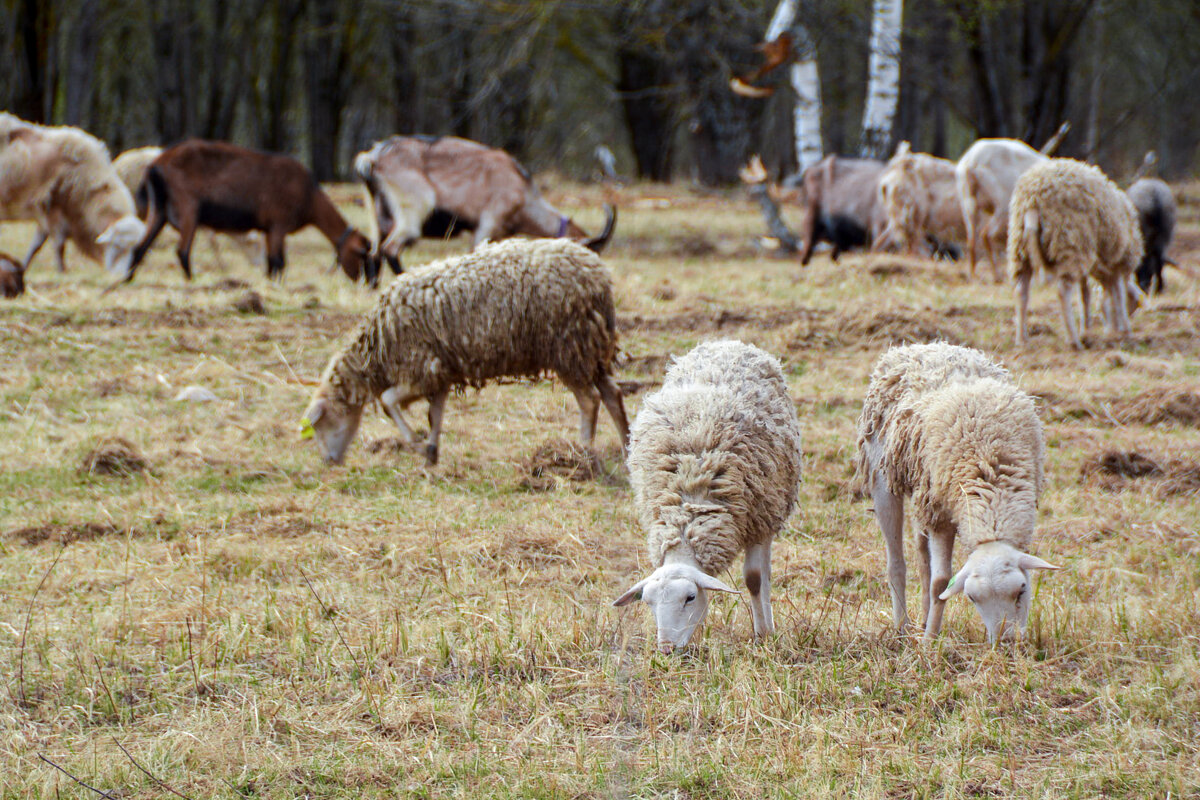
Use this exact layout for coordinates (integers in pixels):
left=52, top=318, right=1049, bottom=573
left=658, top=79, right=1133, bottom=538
left=0, top=112, right=146, bottom=277
left=125, top=140, right=375, bottom=285
left=856, top=342, right=1057, bottom=642
left=0, top=253, right=24, bottom=297
left=876, top=142, right=966, bottom=258
left=1008, top=158, right=1145, bottom=350
left=1126, top=178, right=1176, bottom=295
left=613, top=341, right=803, bottom=653
left=301, top=238, right=629, bottom=466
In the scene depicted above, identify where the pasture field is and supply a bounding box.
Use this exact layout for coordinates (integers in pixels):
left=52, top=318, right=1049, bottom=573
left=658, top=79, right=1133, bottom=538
left=3, top=181, right=1200, bottom=799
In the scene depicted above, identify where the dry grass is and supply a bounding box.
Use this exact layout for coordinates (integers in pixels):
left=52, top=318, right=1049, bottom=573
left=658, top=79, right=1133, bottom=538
left=2, top=180, right=1200, bottom=798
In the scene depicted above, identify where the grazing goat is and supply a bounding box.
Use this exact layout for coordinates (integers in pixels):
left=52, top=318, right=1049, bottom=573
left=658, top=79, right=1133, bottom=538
left=0, top=112, right=145, bottom=277
left=790, top=156, right=887, bottom=265
left=353, top=135, right=615, bottom=274
left=1126, top=178, right=1176, bottom=294
left=125, top=140, right=375, bottom=284
left=955, top=139, right=1046, bottom=282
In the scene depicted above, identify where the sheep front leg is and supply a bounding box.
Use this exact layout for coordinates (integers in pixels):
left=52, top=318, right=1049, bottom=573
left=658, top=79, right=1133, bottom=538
left=917, top=531, right=932, bottom=628
left=424, top=389, right=449, bottom=466
left=1057, top=278, right=1083, bottom=349
left=22, top=226, right=48, bottom=271
left=379, top=387, right=418, bottom=443
left=744, top=538, right=774, bottom=638
left=871, top=471, right=907, bottom=632
left=568, top=384, right=600, bottom=448
left=595, top=375, right=630, bottom=453
left=923, top=528, right=954, bottom=640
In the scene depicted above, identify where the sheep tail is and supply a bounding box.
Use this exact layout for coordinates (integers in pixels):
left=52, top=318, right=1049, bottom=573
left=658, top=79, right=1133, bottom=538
left=1021, top=209, right=1046, bottom=275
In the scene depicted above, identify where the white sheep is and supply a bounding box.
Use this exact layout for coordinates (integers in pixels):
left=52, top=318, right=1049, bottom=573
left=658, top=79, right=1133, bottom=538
left=613, top=340, right=803, bottom=653
left=301, top=237, right=629, bottom=466
left=876, top=142, right=965, bottom=258
left=0, top=113, right=145, bottom=277
left=855, top=342, right=1057, bottom=642
left=1008, top=158, right=1145, bottom=350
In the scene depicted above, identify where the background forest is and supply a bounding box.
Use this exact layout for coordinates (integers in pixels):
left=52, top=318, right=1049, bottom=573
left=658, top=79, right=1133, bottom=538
left=4, top=0, right=1200, bottom=184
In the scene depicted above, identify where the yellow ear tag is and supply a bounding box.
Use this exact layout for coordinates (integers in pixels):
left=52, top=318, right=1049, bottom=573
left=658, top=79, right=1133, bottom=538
left=299, top=417, right=315, bottom=440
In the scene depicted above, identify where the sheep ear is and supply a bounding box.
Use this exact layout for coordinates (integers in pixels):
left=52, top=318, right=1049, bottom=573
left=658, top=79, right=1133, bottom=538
left=1017, top=553, right=1059, bottom=571
left=695, top=573, right=739, bottom=595
left=939, top=564, right=970, bottom=601
left=613, top=578, right=649, bottom=607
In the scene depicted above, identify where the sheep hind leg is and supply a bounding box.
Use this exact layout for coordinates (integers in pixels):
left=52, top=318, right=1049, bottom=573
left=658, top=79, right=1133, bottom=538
left=871, top=470, right=907, bottom=633
left=595, top=375, right=630, bottom=454
left=423, top=389, right=448, bottom=467
left=744, top=538, right=773, bottom=638
left=1013, top=270, right=1032, bottom=347
left=917, top=531, right=932, bottom=629
left=1079, top=279, right=1092, bottom=331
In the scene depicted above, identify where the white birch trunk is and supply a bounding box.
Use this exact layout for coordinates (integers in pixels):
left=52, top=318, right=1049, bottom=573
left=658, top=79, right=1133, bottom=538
left=766, top=0, right=823, bottom=172
left=861, top=0, right=904, bottom=158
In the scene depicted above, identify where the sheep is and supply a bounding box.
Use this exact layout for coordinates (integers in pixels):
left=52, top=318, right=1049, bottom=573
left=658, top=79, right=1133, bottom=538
left=1008, top=158, right=1145, bottom=350
left=0, top=253, right=24, bottom=298
left=113, top=145, right=265, bottom=267
left=124, top=140, right=375, bottom=285
left=0, top=112, right=146, bottom=277
left=954, top=138, right=1046, bottom=281
left=613, top=340, right=803, bottom=653
left=300, top=237, right=629, bottom=466
left=1126, top=178, right=1176, bottom=295
left=876, top=142, right=966, bottom=258
left=855, top=342, right=1058, bottom=642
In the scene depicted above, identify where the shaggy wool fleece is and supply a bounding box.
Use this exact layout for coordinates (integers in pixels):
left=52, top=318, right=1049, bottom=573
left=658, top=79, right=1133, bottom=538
left=628, top=340, right=803, bottom=574
left=1007, top=157, right=1143, bottom=285
left=316, top=237, right=619, bottom=414
left=855, top=342, right=1044, bottom=550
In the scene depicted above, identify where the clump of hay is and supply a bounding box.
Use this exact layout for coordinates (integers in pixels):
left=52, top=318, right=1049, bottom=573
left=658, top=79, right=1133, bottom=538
left=232, top=290, right=266, bottom=315
left=365, top=436, right=425, bottom=456
left=1116, top=389, right=1200, bottom=426
left=7, top=521, right=120, bottom=546
left=651, top=282, right=677, bottom=301
left=520, top=438, right=599, bottom=491
left=1081, top=450, right=1163, bottom=480
left=80, top=437, right=148, bottom=478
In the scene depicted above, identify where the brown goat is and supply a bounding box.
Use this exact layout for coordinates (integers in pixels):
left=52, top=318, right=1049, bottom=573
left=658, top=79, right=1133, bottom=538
left=353, top=135, right=615, bottom=275
left=1, top=253, right=24, bottom=298
left=125, top=140, right=375, bottom=284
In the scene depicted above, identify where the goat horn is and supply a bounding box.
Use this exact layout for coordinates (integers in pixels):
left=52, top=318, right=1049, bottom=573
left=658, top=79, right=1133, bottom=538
left=583, top=204, right=617, bottom=254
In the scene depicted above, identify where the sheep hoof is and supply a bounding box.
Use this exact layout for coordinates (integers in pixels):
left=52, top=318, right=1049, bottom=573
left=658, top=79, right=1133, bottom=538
left=424, top=444, right=438, bottom=466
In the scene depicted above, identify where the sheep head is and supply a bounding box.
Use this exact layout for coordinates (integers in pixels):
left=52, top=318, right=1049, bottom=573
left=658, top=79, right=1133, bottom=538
left=300, top=393, right=363, bottom=465
left=97, top=216, right=148, bottom=278
left=613, top=563, right=738, bottom=654
left=939, top=540, right=1058, bottom=642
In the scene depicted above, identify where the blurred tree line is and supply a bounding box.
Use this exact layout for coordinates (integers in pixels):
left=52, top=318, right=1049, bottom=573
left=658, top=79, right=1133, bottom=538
left=3, top=0, right=1199, bottom=184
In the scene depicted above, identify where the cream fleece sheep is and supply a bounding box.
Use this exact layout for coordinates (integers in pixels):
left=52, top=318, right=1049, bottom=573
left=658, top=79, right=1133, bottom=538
left=855, top=342, right=1057, bottom=642
left=1008, top=158, right=1145, bottom=350
left=0, top=113, right=145, bottom=276
left=877, top=143, right=965, bottom=257
left=613, top=340, right=803, bottom=653
left=301, top=237, right=629, bottom=466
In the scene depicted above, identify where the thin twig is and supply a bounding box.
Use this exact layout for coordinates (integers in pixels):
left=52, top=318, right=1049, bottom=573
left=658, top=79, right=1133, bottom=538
left=113, top=739, right=196, bottom=800
left=185, top=617, right=202, bottom=697
left=37, top=754, right=120, bottom=800
left=297, top=566, right=383, bottom=722
left=19, top=544, right=67, bottom=707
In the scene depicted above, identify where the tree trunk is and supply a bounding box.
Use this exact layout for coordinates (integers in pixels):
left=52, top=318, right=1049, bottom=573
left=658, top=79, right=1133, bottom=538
left=62, top=0, right=98, bottom=126
left=860, top=0, right=904, bottom=157
left=13, top=0, right=53, bottom=122
left=765, top=0, right=823, bottom=172
left=616, top=46, right=675, bottom=181
left=305, top=0, right=344, bottom=180
left=390, top=5, right=420, bottom=134
left=263, top=0, right=302, bottom=153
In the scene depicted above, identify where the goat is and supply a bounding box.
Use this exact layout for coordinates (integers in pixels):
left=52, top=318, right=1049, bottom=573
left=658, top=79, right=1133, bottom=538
left=353, top=135, right=615, bottom=275
left=124, top=140, right=375, bottom=285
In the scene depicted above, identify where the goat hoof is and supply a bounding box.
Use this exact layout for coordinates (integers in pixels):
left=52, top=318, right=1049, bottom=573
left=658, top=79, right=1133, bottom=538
left=424, top=444, right=438, bottom=466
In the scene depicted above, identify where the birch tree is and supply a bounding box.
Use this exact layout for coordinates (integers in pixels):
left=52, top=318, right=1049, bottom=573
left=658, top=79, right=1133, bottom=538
left=860, top=0, right=903, bottom=158
left=765, top=0, right=823, bottom=172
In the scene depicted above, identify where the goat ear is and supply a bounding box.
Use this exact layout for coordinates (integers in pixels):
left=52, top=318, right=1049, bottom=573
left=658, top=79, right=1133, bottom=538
left=1017, top=553, right=1059, bottom=572
left=613, top=577, right=650, bottom=607
left=939, top=564, right=970, bottom=601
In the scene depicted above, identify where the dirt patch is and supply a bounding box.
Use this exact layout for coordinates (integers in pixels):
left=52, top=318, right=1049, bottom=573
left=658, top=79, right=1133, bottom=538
left=839, top=307, right=964, bottom=348
left=619, top=305, right=826, bottom=335
left=79, top=437, right=148, bottom=477
left=519, top=438, right=598, bottom=491
left=1117, top=388, right=1200, bottom=425
left=214, top=278, right=251, bottom=291
left=232, top=291, right=267, bottom=315
left=365, top=436, right=425, bottom=456
left=1079, top=449, right=1200, bottom=496
left=650, top=282, right=677, bottom=301
left=7, top=521, right=121, bottom=545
